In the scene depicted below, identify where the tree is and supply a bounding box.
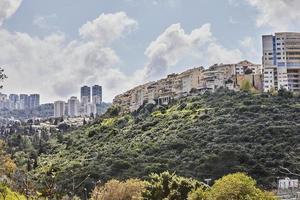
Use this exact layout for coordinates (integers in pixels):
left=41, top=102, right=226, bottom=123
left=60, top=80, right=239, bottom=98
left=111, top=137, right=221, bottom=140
left=188, top=187, right=207, bottom=200
left=278, top=87, right=293, bottom=98
left=0, top=185, right=8, bottom=200
left=0, top=140, right=17, bottom=177
left=91, top=179, right=145, bottom=200
left=207, top=173, right=277, bottom=200
left=142, top=171, right=205, bottom=200
left=0, top=68, right=7, bottom=89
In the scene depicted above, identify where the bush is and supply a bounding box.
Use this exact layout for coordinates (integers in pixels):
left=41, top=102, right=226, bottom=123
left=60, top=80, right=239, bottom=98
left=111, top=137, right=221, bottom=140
left=207, top=173, right=277, bottom=200
left=91, top=179, right=145, bottom=200
left=142, top=171, right=205, bottom=200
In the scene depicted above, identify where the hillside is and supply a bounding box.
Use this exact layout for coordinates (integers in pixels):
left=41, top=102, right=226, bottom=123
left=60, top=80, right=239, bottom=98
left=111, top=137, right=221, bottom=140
left=8, top=89, right=300, bottom=196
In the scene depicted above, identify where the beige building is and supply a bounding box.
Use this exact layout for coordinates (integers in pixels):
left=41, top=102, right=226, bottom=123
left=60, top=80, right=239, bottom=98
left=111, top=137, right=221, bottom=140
left=113, top=60, right=262, bottom=113
left=263, top=32, right=300, bottom=92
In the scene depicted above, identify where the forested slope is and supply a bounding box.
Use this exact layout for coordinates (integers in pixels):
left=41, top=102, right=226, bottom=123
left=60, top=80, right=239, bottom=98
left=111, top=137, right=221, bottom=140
left=9, top=89, right=300, bottom=195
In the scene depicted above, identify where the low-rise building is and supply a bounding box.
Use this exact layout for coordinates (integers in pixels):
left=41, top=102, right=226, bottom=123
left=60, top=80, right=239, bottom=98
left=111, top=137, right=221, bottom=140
left=113, top=60, right=262, bottom=113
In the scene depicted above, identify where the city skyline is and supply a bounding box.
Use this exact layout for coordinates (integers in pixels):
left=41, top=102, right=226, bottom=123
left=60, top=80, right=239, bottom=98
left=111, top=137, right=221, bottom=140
left=1, top=0, right=300, bottom=103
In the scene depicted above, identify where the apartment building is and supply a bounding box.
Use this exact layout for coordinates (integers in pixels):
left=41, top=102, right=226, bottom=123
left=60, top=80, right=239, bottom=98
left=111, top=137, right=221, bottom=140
left=263, top=32, right=300, bottom=92
left=54, top=101, right=65, bottom=118
left=113, top=60, right=262, bottom=113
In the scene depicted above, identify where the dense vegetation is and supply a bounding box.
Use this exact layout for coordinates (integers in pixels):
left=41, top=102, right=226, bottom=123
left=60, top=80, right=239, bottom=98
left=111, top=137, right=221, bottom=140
left=3, top=89, right=300, bottom=198
left=90, top=172, right=277, bottom=200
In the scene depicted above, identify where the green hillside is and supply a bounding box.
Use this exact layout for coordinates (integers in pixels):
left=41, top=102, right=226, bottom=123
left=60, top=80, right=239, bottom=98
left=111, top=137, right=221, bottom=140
left=8, top=89, right=300, bottom=196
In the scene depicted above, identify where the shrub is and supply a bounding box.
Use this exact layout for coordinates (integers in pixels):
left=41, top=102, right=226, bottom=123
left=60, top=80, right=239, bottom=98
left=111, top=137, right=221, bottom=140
left=91, top=179, right=145, bottom=200
left=207, top=173, right=277, bottom=200
left=142, top=171, right=205, bottom=200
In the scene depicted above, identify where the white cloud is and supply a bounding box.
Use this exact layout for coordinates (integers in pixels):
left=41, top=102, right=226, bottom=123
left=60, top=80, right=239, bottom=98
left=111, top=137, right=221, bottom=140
left=0, top=0, right=22, bottom=26
left=1, top=12, right=139, bottom=103
left=245, top=0, right=300, bottom=30
left=143, top=23, right=242, bottom=79
left=79, top=12, right=138, bottom=45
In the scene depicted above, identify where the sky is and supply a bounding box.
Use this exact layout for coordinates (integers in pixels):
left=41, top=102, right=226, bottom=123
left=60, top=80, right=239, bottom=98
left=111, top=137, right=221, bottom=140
left=0, top=0, right=300, bottom=103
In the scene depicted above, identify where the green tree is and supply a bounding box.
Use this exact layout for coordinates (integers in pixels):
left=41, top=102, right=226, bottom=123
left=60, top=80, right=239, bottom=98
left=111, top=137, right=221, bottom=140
left=142, top=171, right=205, bottom=200
left=207, top=173, right=277, bottom=200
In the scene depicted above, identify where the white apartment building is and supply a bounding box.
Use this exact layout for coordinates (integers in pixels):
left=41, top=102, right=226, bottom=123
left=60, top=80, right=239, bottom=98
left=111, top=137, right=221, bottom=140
left=67, top=97, right=79, bottom=117
left=263, top=32, right=300, bottom=92
left=278, top=178, right=299, bottom=190
left=54, top=101, right=65, bottom=118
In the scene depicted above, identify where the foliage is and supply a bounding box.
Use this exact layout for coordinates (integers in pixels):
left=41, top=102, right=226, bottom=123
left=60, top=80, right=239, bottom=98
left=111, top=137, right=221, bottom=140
left=142, top=171, right=205, bottom=200
left=0, top=68, right=7, bottom=89
left=5, top=89, right=300, bottom=197
left=0, top=184, right=26, bottom=200
left=0, top=140, right=16, bottom=177
left=91, top=179, right=145, bottom=200
left=188, top=187, right=207, bottom=200
left=207, top=173, right=277, bottom=200
left=187, top=173, right=277, bottom=200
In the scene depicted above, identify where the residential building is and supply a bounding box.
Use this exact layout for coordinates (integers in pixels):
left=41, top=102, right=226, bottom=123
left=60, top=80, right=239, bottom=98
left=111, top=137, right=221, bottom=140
left=20, top=94, right=30, bottom=110
left=113, top=60, right=262, bottom=113
left=54, top=101, right=65, bottom=118
left=263, top=32, right=300, bottom=92
left=92, top=85, right=102, bottom=104
left=29, top=94, right=40, bottom=109
left=81, top=86, right=91, bottom=104
left=67, top=96, right=79, bottom=117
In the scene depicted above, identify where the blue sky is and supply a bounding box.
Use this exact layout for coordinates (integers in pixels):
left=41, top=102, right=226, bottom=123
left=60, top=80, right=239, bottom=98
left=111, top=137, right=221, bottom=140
left=0, top=0, right=299, bottom=102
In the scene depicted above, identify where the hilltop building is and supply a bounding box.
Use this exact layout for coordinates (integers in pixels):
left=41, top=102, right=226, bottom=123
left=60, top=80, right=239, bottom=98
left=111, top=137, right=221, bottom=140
left=263, top=32, right=300, bottom=92
left=113, top=60, right=262, bottom=113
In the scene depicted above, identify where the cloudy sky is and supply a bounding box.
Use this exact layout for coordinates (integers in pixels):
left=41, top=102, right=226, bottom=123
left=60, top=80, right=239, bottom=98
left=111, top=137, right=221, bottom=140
left=0, top=0, right=300, bottom=103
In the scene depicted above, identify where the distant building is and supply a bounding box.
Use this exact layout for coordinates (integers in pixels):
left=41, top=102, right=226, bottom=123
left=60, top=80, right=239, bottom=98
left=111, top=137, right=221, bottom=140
left=8, top=94, right=19, bottom=110
left=81, top=86, right=91, bottom=104
left=92, top=85, right=102, bottom=104
left=54, top=101, right=65, bottom=118
left=113, top=60, right=262, bottom=113
left=9, top=94, right=19, bottom=103
left=263, top=32, right=300, bottom=92
left=279, top=178, right=299, bottom=190
left=29, top=94, right=40, bottom=109
left=20, top=94, right=30, bottom=110
left=86, top=103, right=97, bottom=116
left=67, top=96, right=79, bottom=117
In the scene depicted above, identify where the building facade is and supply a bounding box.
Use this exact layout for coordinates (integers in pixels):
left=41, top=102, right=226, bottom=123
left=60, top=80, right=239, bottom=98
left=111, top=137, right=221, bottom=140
left=81, top=86, right=91, bottom=104
left=113, top=60, right=262, bottom=113
left=29, top=94, right=40, bottom=109
left=67, top=96, right=79, bottom=117
left=92, top=85, right=102, bottom=104
left=19, top=94, right=30, bottom=110
left=263, top=32, right=300, bottom=92
left=54, top=101, right=65, bottom=118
